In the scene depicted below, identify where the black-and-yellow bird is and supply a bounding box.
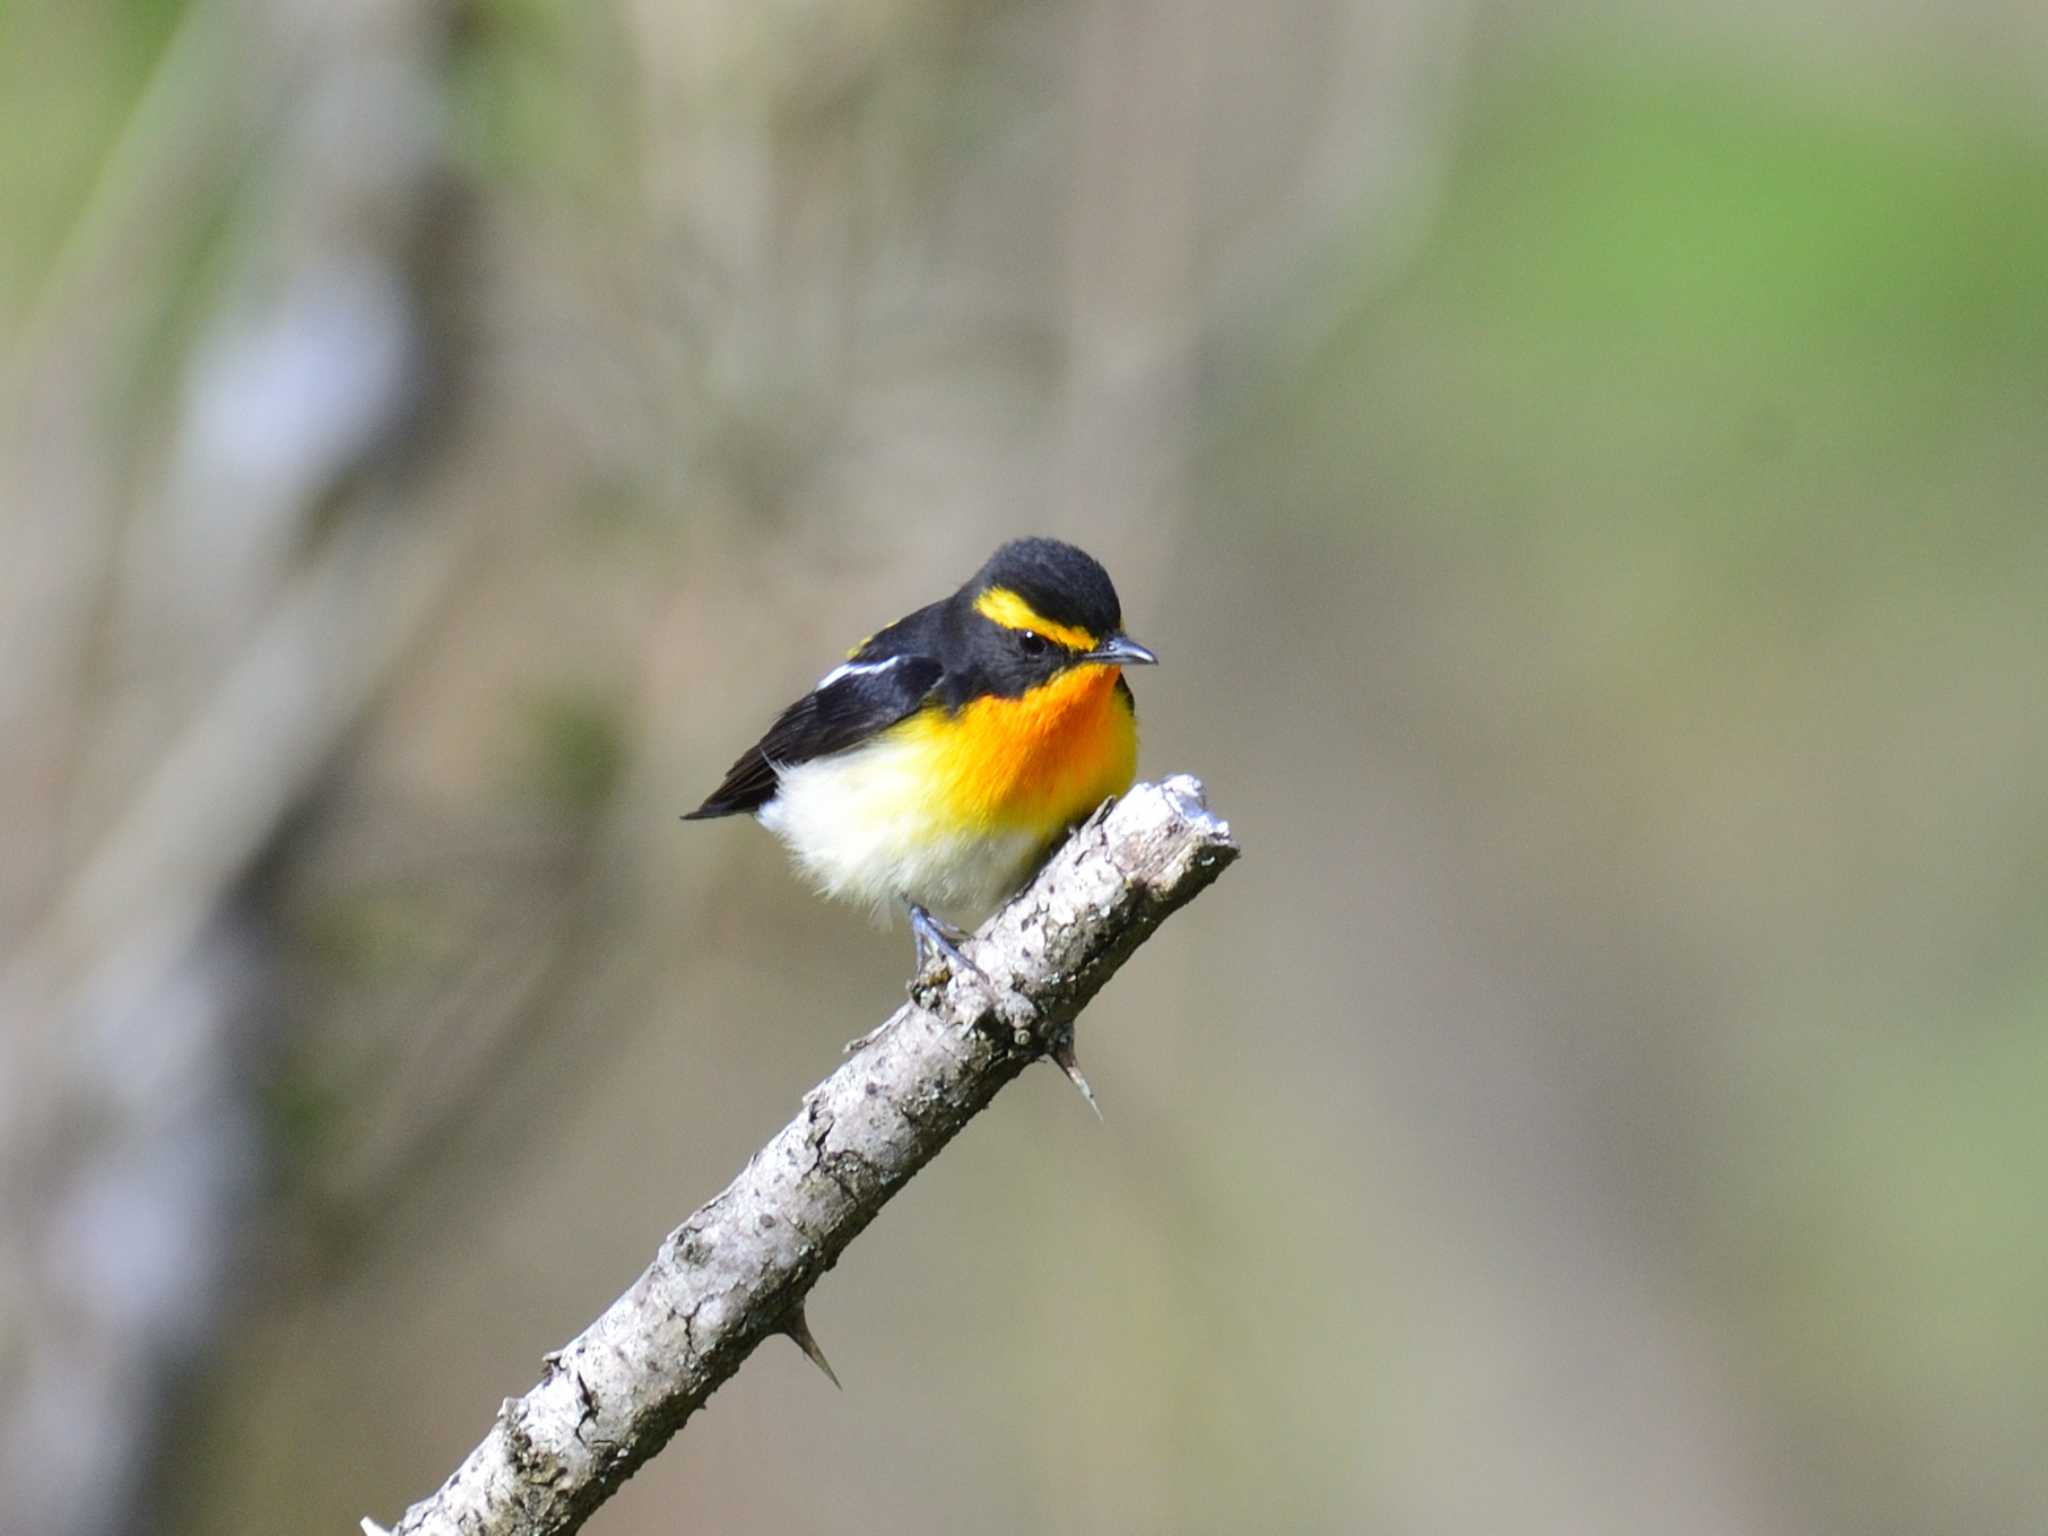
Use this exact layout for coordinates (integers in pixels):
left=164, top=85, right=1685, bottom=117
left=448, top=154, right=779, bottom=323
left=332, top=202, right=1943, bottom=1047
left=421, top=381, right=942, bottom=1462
left=685, top=538, right=1156, bottom=977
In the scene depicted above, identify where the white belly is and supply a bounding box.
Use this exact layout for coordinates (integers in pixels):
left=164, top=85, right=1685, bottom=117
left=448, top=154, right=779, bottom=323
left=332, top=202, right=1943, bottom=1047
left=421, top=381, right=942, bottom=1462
left=756, top=736, right=1048, bottom=919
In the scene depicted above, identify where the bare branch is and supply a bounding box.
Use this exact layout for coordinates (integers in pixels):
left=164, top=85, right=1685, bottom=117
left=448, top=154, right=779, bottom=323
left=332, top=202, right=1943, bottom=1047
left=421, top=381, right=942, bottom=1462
left=365, top=776, right=1237, bottom=1536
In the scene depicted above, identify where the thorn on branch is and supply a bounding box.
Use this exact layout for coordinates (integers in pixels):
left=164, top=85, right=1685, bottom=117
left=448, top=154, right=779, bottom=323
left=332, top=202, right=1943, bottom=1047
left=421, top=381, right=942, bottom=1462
left=780, top=1302, right=842, bottom=1390
left=1050, top=1038, right=1102, bottom=1120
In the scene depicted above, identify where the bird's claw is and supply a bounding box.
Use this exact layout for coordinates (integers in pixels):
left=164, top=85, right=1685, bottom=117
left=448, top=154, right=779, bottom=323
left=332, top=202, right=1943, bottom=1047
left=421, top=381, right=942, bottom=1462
left=907, top=902, right=992, bottom=989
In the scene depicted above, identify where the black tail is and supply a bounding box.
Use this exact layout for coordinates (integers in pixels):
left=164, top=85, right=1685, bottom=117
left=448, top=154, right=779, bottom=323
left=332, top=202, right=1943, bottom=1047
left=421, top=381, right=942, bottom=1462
left=682, top=747, right=776, bottom=819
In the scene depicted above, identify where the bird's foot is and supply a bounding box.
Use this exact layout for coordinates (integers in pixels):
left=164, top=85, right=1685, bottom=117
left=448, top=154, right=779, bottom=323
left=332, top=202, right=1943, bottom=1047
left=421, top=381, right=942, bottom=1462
left=906, top=902, right=992, bottom=988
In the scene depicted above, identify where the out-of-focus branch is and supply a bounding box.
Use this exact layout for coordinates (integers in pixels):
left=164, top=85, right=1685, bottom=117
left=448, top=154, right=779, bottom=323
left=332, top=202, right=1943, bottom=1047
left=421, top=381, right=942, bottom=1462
left=0, top=6, right=470, bottom=1534
left=364, top=776, right=1237, bottom=1536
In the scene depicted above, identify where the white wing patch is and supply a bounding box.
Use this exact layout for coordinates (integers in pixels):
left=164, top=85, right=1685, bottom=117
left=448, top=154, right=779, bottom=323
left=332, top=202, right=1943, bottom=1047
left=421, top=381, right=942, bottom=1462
left=815, top=654, right=907, bottom=689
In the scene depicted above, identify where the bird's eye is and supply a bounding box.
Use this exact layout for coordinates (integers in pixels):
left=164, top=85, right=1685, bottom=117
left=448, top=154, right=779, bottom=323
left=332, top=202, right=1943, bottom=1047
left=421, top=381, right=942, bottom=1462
left=1017, top=631, right=1049, bottom=657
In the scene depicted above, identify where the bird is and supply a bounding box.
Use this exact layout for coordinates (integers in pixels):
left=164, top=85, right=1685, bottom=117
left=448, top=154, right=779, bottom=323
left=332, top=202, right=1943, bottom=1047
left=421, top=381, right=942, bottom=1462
left=684, top=537, right=1156, bottom=985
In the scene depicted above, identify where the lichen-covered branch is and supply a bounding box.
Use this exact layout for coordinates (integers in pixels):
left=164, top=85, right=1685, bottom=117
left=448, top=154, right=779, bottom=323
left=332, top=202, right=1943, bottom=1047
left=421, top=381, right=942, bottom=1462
left=365, top=776, right=1237, bottom=1536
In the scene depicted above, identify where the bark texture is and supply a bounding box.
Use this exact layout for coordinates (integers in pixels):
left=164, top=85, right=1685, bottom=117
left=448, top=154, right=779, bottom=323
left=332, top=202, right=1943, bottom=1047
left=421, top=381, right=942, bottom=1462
left=366, top=775, right=1237, bottom=1536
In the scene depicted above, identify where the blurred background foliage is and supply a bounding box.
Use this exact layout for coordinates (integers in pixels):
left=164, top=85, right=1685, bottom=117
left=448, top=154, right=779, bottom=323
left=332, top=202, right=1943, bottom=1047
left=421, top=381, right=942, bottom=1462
left=3, top=1, right=2044, bottom=1534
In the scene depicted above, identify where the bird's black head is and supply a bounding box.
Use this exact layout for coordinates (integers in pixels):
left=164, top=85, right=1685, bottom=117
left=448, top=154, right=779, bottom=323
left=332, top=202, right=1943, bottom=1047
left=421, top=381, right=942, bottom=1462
left=944, top=537, right=1156, bottom=700
left=974, top=538, right=1124, bottom=644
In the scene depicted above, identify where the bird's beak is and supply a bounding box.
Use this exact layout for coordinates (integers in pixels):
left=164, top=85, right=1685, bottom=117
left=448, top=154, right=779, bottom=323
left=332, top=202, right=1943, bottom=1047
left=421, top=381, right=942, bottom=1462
left=1083, top=633, right=1158, bottom=667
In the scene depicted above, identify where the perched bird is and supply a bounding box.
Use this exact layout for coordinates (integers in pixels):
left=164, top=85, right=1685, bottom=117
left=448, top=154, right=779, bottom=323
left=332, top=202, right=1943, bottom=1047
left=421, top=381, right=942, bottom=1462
left=685, top=537, right=1156, bottom=980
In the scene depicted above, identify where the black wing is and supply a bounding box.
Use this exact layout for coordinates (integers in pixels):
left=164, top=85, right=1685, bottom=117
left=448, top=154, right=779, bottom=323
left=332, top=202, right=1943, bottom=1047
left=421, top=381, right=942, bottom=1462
left=684, top=652, right=943, bottom=819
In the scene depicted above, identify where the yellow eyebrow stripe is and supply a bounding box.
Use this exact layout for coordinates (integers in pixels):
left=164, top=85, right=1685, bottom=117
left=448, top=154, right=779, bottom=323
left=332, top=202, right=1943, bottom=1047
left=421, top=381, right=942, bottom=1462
left=973, top=586, right=1097, bottom=652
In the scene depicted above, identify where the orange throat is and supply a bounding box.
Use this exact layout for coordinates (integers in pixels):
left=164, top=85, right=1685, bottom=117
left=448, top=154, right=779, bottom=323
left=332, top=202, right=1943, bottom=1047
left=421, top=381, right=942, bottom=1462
left=911, top=664, right=1137, bottom=832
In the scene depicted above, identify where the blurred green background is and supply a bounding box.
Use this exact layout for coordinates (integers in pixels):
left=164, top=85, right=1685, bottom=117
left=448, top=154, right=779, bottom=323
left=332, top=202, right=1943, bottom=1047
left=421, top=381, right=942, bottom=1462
left=4, top=2, right=2044, bottom=1534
